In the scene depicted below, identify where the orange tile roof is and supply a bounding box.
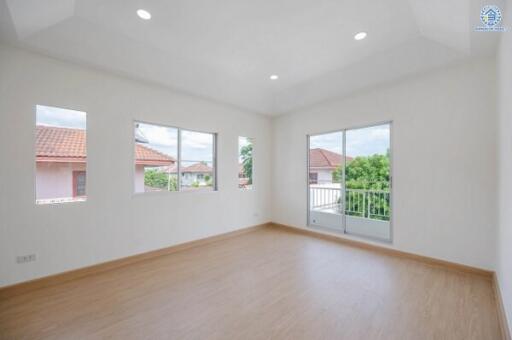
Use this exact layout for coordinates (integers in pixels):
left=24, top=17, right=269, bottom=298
left=135, top=143, right=176, bottom=166
left=36, top=125, right=86, bottom=161
left=309, top=148, right=351, bottom=169
left=36, top=125, right=175, bottom=165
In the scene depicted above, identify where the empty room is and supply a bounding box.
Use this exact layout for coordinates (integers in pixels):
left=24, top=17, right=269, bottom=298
left=0, top=0, right=511, bottom=339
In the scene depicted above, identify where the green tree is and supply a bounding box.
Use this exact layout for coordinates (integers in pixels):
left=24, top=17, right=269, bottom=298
left=345, top=154, right=389, bottom=190
left=332, top=153, right=389, bottom=190
left=144, top=169, right=177, bottom=191
left=332, top=153, right=390, bottom=220
left=332, top=165, right=342, bottom=183
left=167, top=175, right=178, bottom=191
left=240, top=142, right=253, bottom=184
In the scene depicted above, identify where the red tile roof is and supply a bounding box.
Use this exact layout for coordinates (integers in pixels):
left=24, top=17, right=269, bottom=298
left=36, top=126, right=86, bottom=161
left=309, top=148, right=351, bottom=169
left=135, top=144, right=175, bottom=166
left=183, top=162, right=212, bottom=173
left=36, top=125, right=175, bottom=165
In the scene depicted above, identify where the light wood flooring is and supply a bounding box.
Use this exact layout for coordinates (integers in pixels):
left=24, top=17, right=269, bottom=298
left=0, top=226, right=502, bottom=339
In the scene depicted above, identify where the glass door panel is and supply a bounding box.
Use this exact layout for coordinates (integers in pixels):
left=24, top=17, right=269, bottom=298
left=308, top=131, right=345, bottom=231
left=344, top=124, right=391, bottom=240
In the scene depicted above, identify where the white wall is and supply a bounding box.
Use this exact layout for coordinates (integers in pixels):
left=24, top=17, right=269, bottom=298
left=0, top=45, right=272, bottom=287
left=272, top=58, right=497, bottom=270
left=312, top=169, right=333, bottom=184
left=0, top=43, right=502, bottom=290
left=497, top=6, right=512, bottom=332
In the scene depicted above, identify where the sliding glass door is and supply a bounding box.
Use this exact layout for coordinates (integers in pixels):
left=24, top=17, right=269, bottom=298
left=308, top=123, right=392, bottom=241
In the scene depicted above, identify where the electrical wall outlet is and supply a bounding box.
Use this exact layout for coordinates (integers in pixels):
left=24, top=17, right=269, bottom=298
left=16, top=254, right=36, bottom=264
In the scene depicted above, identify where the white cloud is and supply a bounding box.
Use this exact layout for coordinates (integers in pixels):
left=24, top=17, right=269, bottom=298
left=137, top=123, right=177, bottom=146
left=181, top=130, right=214, bottom=162
left=310, top=132, right=343, bottom=154
left=36, top=105, right=86, bottom=129
left=136, top=122, right=177, bottom=157
left=347, top=125, right=389, bottom=156
left=182, top=130, right=213, bottom=149
left=136, top=123, right=214, bottom=162
left=309, top=124, right=390, bottom=157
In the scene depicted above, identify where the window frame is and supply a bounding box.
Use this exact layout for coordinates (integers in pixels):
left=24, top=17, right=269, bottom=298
left=132, top=120, right=218, bottom=195
left=34, top=104, right=88, bottom=205
left=306, top=120, right=394, bottom=243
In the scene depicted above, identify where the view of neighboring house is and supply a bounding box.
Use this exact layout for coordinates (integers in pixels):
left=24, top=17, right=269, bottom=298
left=308, top=148, right=352, bottom=185
left=133, top=144, right=176, bottom=193
left=180, top=162, right=212, bottom=186
left=36, top=125, right=174, bottom=202
left=155, top=162, right=213, bottom=187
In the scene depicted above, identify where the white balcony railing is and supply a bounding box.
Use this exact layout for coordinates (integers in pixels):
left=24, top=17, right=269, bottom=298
left=310, top=186, right=390, bottom=221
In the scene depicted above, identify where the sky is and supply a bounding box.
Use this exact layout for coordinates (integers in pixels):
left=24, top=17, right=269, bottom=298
left=36, top=105, right=86, bottom=129
left=36, top=106, right=387, bottom=163
left=309, top=124, right=390, bottom=157
left=35, top=106, right=214, bottom=164
left=136, top=122, right=213, bottom=164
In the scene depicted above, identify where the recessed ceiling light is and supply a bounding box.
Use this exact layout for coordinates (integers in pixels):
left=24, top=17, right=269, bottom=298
left=270, top=75, right=279, bottom=80
left=354, top=32, right=367, bottom=41
left=137, top=9, right=151, bottom=20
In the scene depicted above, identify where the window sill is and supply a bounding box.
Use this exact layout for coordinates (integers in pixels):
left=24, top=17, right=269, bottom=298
left=36, top=197, right=87, bottom=205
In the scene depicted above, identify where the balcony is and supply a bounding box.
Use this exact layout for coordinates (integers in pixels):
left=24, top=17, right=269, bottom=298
left=309, top=184, right=391, bottom=240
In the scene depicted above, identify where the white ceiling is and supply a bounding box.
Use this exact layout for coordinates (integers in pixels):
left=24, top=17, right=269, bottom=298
left=0, top=0, right=504, bottom=115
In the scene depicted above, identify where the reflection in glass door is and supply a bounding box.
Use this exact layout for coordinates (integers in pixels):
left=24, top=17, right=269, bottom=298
left=308, top=123, right=392, bottom=241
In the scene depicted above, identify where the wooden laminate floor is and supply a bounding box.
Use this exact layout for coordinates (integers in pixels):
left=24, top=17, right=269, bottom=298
left=0, top=227, right=502, bottom=340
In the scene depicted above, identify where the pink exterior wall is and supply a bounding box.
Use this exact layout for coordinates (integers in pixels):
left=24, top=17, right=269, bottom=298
left=37, top=163, right=147, bottom=199
left=36, top=162, right=86, bottom=200
left=134, top=165, right=145, bottom=193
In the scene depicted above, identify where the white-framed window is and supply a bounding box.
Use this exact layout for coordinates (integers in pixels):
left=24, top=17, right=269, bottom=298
left=180, top=130, right=216, bottom=191
left=35, top=105, right=87, bottom=205
left=134, top=121, right=216, bottom=193
left=239, top=136, right=253, bottom=189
